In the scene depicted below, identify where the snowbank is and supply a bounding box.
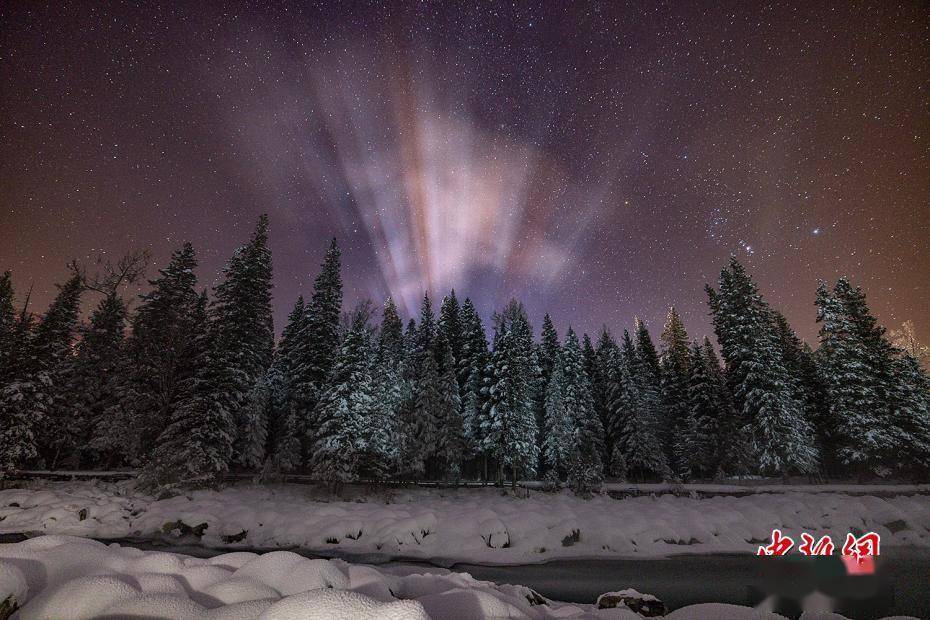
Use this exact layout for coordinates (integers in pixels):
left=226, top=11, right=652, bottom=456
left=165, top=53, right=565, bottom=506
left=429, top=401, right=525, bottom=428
left=0, top=536, right=915, bottom=619
left=1, top=482, right=927, bottom=565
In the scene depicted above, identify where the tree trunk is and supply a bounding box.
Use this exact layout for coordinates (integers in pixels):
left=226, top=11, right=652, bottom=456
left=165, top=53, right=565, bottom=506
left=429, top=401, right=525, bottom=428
left=511, top=463, right=517, bottom=490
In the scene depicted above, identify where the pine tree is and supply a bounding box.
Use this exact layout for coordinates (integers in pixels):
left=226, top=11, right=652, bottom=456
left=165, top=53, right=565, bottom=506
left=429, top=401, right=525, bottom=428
left=816, top=279, right=893, bottom=474
left=263, top=296, right=305, bottom=474
left=591, top=328, right=617, bottom=474
left=544, top=328, right=604, bottom=495
left=106, top=243, right=202, bottom=465
left=681, top=342, right=720, bottom=478
left=436, top=337, right=464, bottom=480
left=535, top=314, right=560, bottom=475
left=437, top=290, right=463, bottom=372
left=483, top=300, right=538, bottom=487
left=290, top=239, right=342, bottom=461
left=660, top=307, right=691, bottom=478
left=817, top=278, right=930, bottom=476
left=416, top=292, right=436, bottom=358
left=378, top=297, right=405, bottom=365
left=408, top=344, right=441, bottom=480
left=68, top=292, right=128, bottom=468
left=31, top=270, right=85, bottom=469
left=582, top=333, right=597, bottom=388
left=707, top=258, right=817, bottom=476
left=0, top=272, right=16, bottom=382
left=616, top=320, right=670, bottom=479
left=888, top=353, right=930, bottom=475
left=141, top=291, right=234, bottom=491
left=459, top=298, right=489, bottom=472
left=772, top=311, right=830, bottom=473
left=1, top=270, right=83, bottom=475
left=701, top=337, right=747, bottom=476
left=310, top=313, right=384, bottom=487
left=209, top=215, right=275, bottom=469
left=542, top=346, right=573, bottom=487
left=371, top=296, right=405, bottom=477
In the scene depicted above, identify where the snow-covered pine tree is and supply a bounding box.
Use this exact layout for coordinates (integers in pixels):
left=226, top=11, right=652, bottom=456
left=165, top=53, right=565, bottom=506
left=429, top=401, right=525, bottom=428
left=416, top=292, right=436, bottom=358
left=263, top=296, right=305, bottom=474
left=483, top=300, right=538, bottom=487
left=310, top=313, right=384, bottom=488
left=396, top=294, right=442, bottom=479
left=816, top=279, right=889, bottom=475
left=700, top=337, right=747, bottom=477
left=1, top=271, right=82, bottom=474
left=622, top=324, right=671, bottom=480
left=409, top=342, right=441, bottom=480
left=140, top=291, right=235, bottom=491
left=582, top=333, right=597, bottom=389
left=108, top=243, right=202, bottom=465
left=659, top=307, right=691, bottom=478
left=290, top=238, right=342, bottom=462
left=591, top=328, right=617, bottom=475
left=436, top=336, right=464, bottom=481
left=842, top=282, right=930, bottom=476
left=818, top=278, right=930, bottom=477
left=378, top=297, right=405, bottom=365
left=30, top=270, right=84, bottom=469
left=437, top=289, right=463, bottom=371
left=0, top=272, right=16, bottom=381
left=772, top=310, right=831, bottom=473
left=404, top=318, right=418, bottom=358
left=67, top=292, right=127, bottom=468
left=458, top=298, right=490, bottom=475
left=707, top=258, right=817, bottom=477
left=681, top=341, right=719, bottom=478
left=564, top=328, right=605, bottom=495
left=372, top=297, right=405, bottom=477
left=209, top=215, right=275, bottom=470
left=542, top=347, right=571, bottom=488
left=888, top=352, right=930, bottom=475
left=0, top=314, right=37, bottom=477
left=535, top=314, right=560, bottom=476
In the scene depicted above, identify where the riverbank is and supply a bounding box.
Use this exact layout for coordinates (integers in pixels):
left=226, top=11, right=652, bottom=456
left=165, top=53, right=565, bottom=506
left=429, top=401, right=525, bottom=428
left=1, top=481, right=928, bottom=566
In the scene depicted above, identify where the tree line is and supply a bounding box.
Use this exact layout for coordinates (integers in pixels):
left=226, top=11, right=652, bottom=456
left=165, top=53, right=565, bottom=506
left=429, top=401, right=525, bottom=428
left=1, top=215, right=928, bottom=494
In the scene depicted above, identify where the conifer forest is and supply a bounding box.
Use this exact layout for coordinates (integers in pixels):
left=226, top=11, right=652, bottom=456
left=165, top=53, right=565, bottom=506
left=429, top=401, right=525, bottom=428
left=2, top=217, right=928, bottom=495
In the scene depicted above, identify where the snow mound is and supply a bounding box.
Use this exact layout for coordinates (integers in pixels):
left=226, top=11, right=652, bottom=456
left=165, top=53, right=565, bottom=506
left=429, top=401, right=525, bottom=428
left=0, top=560, right=28, bottom=604
left=665, top=603, right=790, bottom=619
left=18, top=574, right=141, bottom=619
left=257, top=588, right=428, bottom=619
left=233, top=550, right=349, bottom=593
left=0, top=535, right=917, bottom=620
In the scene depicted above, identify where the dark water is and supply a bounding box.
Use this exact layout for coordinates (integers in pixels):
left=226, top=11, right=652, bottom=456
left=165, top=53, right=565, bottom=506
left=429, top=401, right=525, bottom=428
left=452, top=553, right=929, bottom=619
left=3, top=534, right=926, bottom=619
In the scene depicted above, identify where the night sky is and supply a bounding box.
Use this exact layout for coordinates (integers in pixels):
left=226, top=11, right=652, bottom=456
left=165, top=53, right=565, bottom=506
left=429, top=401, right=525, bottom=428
left=1, top=1, right=927, bottom=345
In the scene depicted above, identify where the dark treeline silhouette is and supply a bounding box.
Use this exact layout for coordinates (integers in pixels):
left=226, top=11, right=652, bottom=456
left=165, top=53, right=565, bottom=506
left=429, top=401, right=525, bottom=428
left=1, top=216, right=928, bottom=494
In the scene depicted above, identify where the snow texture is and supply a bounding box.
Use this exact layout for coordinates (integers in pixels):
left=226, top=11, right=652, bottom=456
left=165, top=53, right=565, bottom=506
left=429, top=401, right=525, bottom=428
left=0, top=536, right=917, bottom=619
left=1, top=482, right=928, bottom=565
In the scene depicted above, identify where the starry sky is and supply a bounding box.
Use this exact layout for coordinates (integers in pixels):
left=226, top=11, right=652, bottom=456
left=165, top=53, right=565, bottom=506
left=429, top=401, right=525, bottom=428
left=1, top=1, right=928, bottom=345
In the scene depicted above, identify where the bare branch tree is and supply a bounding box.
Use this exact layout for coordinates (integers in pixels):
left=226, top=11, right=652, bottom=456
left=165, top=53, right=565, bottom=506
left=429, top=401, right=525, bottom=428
left=83, top=250, right=151, bottom=297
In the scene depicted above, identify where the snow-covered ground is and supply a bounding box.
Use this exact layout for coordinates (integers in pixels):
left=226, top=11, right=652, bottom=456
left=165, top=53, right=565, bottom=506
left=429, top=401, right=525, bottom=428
left=0, top=535, right=918, bottom=619
left=1, top=481, right=928, bottom=564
